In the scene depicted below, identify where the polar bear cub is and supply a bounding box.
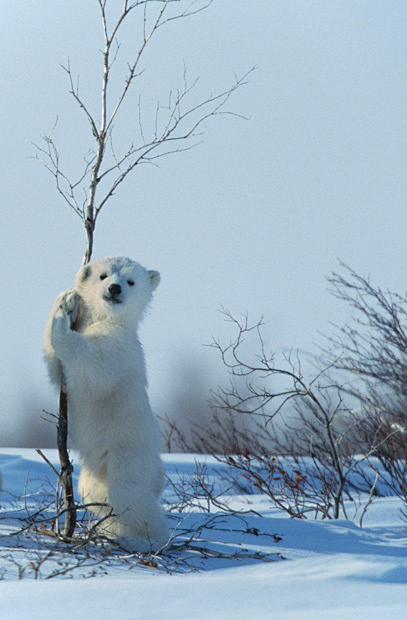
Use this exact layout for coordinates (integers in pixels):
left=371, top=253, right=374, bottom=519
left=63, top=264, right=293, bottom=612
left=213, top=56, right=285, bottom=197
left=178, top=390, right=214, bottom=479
left=44, top=256, right=169, bottom=552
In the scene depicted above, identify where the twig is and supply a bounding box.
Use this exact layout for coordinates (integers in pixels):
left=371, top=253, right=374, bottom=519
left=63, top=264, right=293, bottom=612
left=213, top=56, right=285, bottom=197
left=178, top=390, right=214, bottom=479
left=359, top=471, right=379, bottom=528
left=36, top=449, right=60, bottom=478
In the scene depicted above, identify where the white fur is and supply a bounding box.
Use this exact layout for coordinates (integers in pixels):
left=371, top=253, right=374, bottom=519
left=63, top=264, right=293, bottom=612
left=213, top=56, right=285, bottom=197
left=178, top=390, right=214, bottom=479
left=44, top=256, right=169, bottom=552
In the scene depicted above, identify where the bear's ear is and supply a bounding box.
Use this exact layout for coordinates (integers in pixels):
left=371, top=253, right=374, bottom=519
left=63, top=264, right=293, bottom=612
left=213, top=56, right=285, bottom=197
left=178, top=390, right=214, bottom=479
left=78, top=264, right=92, bottom=282
left=148, top=270, right=161, bottom=291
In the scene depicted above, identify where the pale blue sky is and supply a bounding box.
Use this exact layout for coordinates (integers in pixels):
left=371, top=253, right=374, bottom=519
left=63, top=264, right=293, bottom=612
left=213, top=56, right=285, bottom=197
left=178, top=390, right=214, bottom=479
left=1, top=1, right=406, bottom=444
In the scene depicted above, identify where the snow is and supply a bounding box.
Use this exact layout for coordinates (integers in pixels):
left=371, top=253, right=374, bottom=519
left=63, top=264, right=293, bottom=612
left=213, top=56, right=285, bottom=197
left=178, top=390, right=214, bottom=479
left=1, top=449, right=407, bottom=619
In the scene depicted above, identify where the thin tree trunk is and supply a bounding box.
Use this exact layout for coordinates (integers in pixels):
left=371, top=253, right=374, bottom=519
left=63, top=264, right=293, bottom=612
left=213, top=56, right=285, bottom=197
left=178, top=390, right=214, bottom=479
left=57, top=376, right=76, bottom=538
left=57, top=296, right=83, bottom=538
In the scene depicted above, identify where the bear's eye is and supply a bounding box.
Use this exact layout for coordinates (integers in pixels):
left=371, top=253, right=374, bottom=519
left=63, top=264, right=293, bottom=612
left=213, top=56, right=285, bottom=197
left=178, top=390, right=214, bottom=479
left=127, top=280, right=135, bottom=286
left=100, top=274, right=108, bottom=280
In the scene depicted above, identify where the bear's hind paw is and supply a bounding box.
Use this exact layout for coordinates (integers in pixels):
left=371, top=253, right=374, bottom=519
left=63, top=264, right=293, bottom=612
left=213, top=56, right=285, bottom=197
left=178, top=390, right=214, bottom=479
left=115, top=534, right=170, bottom=555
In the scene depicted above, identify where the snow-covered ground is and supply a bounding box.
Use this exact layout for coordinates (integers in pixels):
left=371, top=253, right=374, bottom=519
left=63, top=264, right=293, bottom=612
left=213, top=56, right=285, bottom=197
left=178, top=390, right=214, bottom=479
left=1, top=448, right=407, bottom=619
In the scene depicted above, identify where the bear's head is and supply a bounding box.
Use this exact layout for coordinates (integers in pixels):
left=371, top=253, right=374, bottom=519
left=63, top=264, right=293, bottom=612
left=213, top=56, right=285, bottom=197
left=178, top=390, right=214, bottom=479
left=74, top=256, right=160, bottom=326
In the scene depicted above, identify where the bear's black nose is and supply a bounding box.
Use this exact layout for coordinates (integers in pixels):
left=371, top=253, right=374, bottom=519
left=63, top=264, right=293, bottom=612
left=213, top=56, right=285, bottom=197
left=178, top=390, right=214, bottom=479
left=108, top=283, right=121, bottom=295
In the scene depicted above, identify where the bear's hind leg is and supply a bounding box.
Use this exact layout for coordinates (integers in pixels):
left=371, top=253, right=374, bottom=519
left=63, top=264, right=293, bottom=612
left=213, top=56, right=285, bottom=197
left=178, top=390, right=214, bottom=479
left=78, top=465, right=120, bottom=536
left=106, top=449, right=170, bottom=553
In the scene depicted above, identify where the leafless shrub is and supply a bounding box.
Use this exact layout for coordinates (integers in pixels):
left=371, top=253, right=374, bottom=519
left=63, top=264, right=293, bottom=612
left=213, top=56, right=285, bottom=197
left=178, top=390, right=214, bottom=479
left=324, top=264, right=407, bottom=504
left=199, top=309, right=390, bottom=519
left=192, top=263, right=407, bottom=521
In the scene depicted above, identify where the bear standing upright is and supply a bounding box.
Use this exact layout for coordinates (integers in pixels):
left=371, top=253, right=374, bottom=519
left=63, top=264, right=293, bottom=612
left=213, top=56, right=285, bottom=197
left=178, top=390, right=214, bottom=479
left=44, top=256, right=169, bottom=552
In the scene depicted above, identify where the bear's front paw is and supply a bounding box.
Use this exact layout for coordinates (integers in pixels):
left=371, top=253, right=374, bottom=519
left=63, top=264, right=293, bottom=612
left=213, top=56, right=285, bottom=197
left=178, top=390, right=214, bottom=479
left=51, top=306, right=71, bottom=351
left=58, top=289, right=81, bottom=325
left=50, top=290, right=81, bottom=353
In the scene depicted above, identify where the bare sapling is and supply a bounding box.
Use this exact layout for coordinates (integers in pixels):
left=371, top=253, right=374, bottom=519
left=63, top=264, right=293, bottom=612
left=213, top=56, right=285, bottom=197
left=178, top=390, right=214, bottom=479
left=35, top=1, right=253, bottom=538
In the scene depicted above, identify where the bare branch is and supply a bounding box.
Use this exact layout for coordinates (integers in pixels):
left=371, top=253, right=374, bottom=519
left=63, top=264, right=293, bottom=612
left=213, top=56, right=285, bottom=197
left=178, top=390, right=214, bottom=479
left=61, top=60, right=99, bottom=139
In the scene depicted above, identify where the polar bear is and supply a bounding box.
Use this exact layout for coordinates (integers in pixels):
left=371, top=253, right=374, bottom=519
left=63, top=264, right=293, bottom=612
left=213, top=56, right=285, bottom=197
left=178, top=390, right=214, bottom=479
left=44, top=256, right=169, bottom=552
